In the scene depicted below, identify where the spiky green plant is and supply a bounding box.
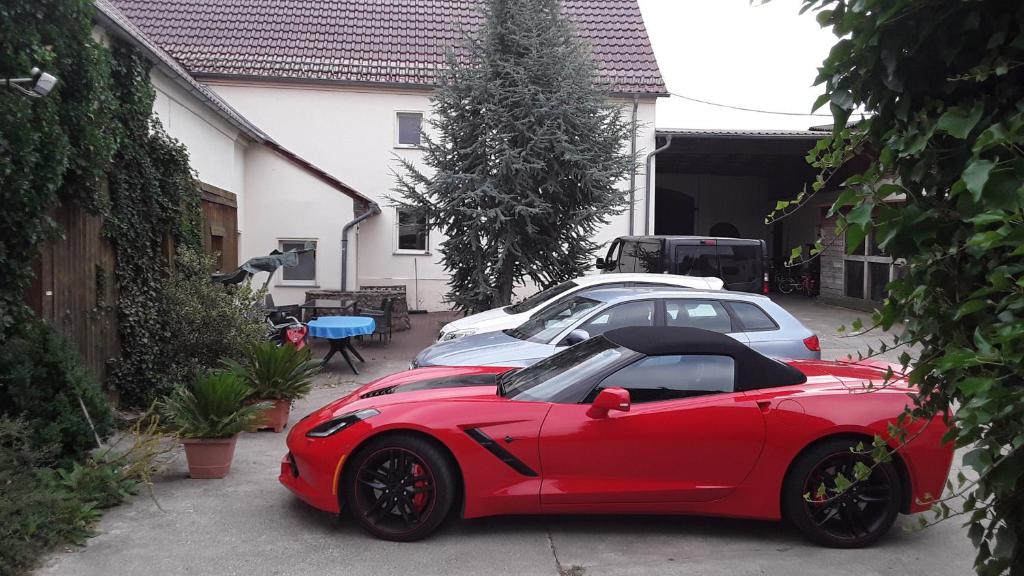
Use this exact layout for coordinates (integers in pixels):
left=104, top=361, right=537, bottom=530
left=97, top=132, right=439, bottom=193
left=159, top=371, right=267, bottom=439
left=227, top=342, right=320, bottom=402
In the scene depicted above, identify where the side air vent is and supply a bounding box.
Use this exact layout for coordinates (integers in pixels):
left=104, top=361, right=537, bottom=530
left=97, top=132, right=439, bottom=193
left=360, top=386, right=397, bottom=399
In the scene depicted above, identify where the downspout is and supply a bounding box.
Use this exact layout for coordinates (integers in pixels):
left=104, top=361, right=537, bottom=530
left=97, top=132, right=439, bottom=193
left=341, top=202, right=381, bottom=290
left=643, top=134, right=673, bottom=235
left=628, top=94, right=639, bottom=235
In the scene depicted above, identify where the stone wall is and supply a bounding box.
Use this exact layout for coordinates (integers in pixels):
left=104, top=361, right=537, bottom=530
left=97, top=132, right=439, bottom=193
left=304, top=285, right=411, bottom=331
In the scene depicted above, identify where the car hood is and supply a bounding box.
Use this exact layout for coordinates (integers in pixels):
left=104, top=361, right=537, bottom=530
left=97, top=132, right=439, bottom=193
left=443, top=307, right=511, bottom=332
left=416, top=330, right=552, bottom=367
left=298, top=366, right=514, bottom=425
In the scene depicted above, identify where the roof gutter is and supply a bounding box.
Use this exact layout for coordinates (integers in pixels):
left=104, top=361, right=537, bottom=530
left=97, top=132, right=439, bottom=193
left=341, top=202, right=381, bottom=291
left=643, top=134, right=673, bottom=234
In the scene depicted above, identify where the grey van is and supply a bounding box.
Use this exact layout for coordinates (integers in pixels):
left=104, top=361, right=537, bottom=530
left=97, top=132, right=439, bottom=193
left=597, top=235, right=768, bottom=293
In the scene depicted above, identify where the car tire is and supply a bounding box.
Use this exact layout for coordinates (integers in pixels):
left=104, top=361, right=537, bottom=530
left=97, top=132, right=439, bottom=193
left=343, top=434, right=456, bottom=542
left=783, top=437, right=902, bottom=548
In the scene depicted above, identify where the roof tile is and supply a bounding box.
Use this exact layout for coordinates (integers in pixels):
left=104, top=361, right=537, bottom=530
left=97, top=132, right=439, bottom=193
left=112, top=0, right=665, bottom=94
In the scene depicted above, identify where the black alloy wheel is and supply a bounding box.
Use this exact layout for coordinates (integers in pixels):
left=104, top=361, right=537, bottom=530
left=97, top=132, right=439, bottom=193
left=783, top=438, right=902, bottom=548
left=344, top=435, right=455, bottom=541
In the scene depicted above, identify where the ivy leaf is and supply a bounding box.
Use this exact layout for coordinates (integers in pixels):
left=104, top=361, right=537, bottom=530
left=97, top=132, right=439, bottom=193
left=962, top=159, right=994, bottom=201
left=812, top=93, right=831, bottom=112
left=845, top=202, right=873, bottom=227
left=830, top=89, right=854, bottom=111
left=955, top=299, right=988, bottom=319
left=957, top=377, right=993, bottom=395
left=936, top=105, right=983, bottom=139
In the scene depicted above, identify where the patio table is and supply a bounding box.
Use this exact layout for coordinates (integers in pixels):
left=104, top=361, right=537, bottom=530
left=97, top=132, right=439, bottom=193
left=307, top=316, right=375, bottom=374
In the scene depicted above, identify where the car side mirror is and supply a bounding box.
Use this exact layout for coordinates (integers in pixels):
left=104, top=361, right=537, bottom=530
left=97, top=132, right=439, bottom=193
left=562, top=329, right=590, bottom=346
left=595, top=257, right=606, bottom=269
left=587, top=387, right=630, bottom=419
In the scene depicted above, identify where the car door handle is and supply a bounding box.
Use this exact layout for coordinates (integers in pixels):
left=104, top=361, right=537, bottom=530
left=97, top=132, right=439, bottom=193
left=756, top=400, right=772, bottom=413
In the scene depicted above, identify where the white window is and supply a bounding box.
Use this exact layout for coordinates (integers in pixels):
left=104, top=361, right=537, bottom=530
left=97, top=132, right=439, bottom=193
left=278, top=239, right=317, bottom=286
left=395, top=208, right=429, bottom=254
left=395, top=112, right=423, bottom=147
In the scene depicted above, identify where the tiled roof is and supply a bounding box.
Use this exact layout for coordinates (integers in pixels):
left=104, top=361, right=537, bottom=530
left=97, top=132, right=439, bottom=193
left=94, top=0, right=374, bottom=205
left=111, top=0, right=666, bottom=95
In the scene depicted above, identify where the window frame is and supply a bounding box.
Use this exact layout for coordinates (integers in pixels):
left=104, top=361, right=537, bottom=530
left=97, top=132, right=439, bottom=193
left=843, top=228, right=894, bottom=302
left=393, top=207, right=430, bottom=255
left=557, top=299, right=657, bottom=346
left=723, top=301, right=779, bottom=332
left=276, top=238, right=318, bottom=287
left=394, top=111, right=424, bottom=149
left=663, top=298, right=737, bottom=334
left=584, top=353, right=738, bottom=404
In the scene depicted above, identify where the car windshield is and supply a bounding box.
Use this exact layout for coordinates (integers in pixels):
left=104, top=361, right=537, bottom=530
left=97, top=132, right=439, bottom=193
left=501, top=336, right=637, bottom=402
left=504, top=281, right=578, bottom=315
left=505, top=295, right=602, bottom=343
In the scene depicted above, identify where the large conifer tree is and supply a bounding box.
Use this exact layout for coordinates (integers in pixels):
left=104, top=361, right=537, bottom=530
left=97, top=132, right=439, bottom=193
left=393, top=0, right=635, bottom=313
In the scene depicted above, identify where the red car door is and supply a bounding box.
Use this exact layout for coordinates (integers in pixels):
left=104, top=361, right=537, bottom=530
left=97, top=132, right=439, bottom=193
left=538, top=354, right=767, bottom=505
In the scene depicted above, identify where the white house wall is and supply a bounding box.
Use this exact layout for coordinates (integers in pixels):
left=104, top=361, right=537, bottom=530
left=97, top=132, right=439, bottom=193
left=208, top=81, right=656, bottom=310
left=149, top=69, right=246, bottom=212
left=242, top=145, right=355, bottom=304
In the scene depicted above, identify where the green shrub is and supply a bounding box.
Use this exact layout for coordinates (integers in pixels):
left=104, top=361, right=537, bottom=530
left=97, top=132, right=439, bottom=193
left=227, top=342, right=320, bottom=401
left=155, top=248, right=267, bottom=398
left=159, top=371, right=268, bottom=439
left=0, top=319, right=113, bottom=465
left=0, top=415, right=174, bottom=575
left=0, top=418, right=101, bottom=576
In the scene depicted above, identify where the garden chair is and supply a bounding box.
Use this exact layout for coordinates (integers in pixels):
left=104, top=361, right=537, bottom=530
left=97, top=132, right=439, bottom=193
left=355, top=297, right=394, bottom=343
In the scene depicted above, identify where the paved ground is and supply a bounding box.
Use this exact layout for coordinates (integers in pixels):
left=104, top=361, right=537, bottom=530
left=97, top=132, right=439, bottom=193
left=40, top=301, right=972, bottom=576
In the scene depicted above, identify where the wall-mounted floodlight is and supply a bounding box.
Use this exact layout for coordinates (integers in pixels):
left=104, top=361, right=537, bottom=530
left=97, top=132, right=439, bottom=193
left=4, top=67, right=59, bottom=98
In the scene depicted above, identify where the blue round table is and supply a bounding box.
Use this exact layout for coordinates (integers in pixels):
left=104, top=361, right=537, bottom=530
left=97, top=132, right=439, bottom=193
left=307, top=316, right=375, bottom=374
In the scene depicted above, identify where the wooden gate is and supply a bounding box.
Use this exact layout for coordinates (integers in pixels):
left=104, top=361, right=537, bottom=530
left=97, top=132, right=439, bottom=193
left=200, top=183, right=238, bottom=272
left=26, top=202, right=120, bottom=381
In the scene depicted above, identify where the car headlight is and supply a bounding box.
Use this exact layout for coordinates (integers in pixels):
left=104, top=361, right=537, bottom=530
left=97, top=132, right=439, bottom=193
left=440, top=328, right=477, bottom=341
left=305, top=408, right=379, bottom=438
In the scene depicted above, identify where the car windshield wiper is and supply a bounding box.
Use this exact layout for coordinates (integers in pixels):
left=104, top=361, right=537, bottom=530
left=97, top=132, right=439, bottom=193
left=496, top=371, right=509, bottom=397
left=495, top=369, right=522, bottom=398
left=503, top=328, right=527, bottom=340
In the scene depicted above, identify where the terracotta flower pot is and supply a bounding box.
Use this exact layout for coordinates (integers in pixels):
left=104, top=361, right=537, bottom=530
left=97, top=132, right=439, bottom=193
left=182, top=435, right=239, bottom=479
left=252, top=399, right=291, bottom=433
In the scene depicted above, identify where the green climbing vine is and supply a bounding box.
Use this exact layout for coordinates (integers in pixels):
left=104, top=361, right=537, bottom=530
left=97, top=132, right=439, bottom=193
left=105, top=44, right=203, bottom=406
left=0, top=0, right=116, bottom=335
left=1, top=0, right=202, bottom=406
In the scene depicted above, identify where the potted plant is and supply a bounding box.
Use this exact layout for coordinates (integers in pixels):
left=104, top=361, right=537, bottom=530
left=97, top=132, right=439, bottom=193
left=228, top=342, right=320, bottom=433
left=160, top=370, right=267, bottom=479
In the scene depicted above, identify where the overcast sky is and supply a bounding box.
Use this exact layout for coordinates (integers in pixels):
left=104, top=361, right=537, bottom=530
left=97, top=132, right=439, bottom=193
left=635, top=0, right=839, bottom=130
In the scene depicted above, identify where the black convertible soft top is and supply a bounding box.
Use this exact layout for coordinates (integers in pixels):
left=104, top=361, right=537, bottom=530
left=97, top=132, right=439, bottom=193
left=603, top=326, right=808, bottom=391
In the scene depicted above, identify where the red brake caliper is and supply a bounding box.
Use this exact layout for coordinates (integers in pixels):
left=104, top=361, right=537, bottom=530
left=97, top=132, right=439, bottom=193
left=411, top=463, right=427, bottom=509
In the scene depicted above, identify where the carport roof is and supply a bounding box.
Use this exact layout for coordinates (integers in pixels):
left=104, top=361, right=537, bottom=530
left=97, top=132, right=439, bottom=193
left=656, top=128, right=828, bottom=139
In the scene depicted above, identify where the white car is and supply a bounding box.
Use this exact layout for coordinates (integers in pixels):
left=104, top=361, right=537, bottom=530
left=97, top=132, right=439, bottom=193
left=437, top=273, right=724, bottom=341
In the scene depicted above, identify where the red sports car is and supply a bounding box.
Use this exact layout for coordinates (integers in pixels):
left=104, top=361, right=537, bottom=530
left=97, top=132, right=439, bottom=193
left=281, top=326, right=953, bottom=547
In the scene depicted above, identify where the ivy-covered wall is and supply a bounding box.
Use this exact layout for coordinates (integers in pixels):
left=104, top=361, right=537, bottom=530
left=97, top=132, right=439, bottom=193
left=1, top=0, right=202, bottom=406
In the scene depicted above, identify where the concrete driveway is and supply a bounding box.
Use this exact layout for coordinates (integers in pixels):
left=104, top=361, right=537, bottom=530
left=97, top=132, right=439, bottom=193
left=40, top=305, right=973, bottom=576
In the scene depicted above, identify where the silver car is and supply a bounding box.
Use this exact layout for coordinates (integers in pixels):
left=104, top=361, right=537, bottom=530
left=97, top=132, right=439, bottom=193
left=414, top=288, right=820, bottom=368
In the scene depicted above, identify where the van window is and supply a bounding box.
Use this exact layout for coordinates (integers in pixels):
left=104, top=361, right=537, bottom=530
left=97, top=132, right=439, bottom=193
left=634, top=240, right=666, bottom=273
left=674, top=245, right=718, bottom=277
left=605, top=241, right=623, bottom=270
left=617, top=241, right=639, bottom=272
left=718, top=244, right=761, bottom=285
